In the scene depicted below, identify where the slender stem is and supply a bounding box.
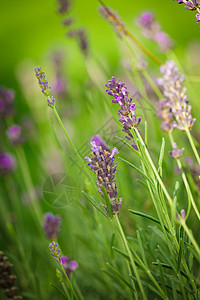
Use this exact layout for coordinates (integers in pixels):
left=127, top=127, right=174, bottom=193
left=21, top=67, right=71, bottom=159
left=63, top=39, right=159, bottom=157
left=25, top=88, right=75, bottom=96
left=61, top=282, right=71, bottom=300
left=15, top=146, right=42, bottom=222
left=168, top=132, right=200, bottom=221
left=59, top=263, right=79, bottom=300
left=180, top=221, right=200, bottom=257
left=135, top=128, right=173, bottom=207
left=114, top=215, right=147, bottom=300
left=184, top=126, right=200, bottom=166
left=98, top=0, right=163, bottom=66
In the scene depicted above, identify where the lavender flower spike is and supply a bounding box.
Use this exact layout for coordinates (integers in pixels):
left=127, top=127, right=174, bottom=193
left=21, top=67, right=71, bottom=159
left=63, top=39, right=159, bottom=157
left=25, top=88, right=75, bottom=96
left=85, top=140, right=122, bottom=215
left=0, top=152, right=16, bottom=175
left=169, top=143, right=185, bottom=159
left=156, top=61, right=196, bottom=132
left=105, top=77, right=141, bottom=148
left=43, top=213, right=62, bottom=240
left=7, top=125, right=24, bottom=146
left=34, top=66, right=55, bottom=108
left=49, top=241, right=61, bottom=263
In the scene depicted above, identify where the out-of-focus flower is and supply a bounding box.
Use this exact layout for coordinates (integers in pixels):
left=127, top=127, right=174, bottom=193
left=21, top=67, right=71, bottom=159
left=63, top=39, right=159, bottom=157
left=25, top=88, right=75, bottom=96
left=62, top=18, right=74, bottom=26
left=99, top=5, right=126, bottom=37
left=60, top=256, right=78, bottom=277
left=169, top=143, right=185, bottom=159
left=0, top=87, right=15, bottom=118
left=34, top=67, right=55, bottom=108
left=136, top=11, right=173, bottom=52
left=105, top=76, right=141, bottom=148
left=57, top=0, right=70, bottom=14
left=43, top=213, right=62, bottom=241
left=0, top=152, right=16, bottom=175
left=91, top=135, right=110, bottom=151
left=156, top=60, right=196, bottom=132
left=85, top=141, right=122, bottom=215
left=68, top=29, right=89, bottom=56
left=52, top=51, right=68, bottom=99
left=7, top=125, right=24, bottom=146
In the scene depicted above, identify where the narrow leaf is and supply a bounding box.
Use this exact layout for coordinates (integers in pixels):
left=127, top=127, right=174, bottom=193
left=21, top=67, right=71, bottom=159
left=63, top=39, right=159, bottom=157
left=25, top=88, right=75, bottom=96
left=116, top=136, right=141, bottom=157
left=136, top=230, right=148, bottom=267
left=129, top=210, right=170, bottom=233
left=119, top=157, right=154, bottom=186
left=158, top=137, right=165, bottom=177
left=82, top=191, right=109, bottom=218
left=177, top=237, right=184, bottom=272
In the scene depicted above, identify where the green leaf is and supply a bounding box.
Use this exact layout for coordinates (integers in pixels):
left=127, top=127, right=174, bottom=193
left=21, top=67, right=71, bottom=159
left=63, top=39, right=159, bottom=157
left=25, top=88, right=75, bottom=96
left=156, top=260, right=167, bottom=296
left=101, top=186, right=113, bottom=219
left=152, top=262, right=188, bottom=279
left=136, top=230, right=148, bottom=267
left=116, top=136, right=141, bottom=157
left=145, top=121, right=148, bottom=148
left=170, top=278, right=178, bottom=300
left=158, top=138, right=165, bottom=177
left=119, top=157, right=154, bottom=187
left=110, top=233, right=115, bottom=259
left=129, top=210, right=170, bottom=233
left=177, top=237, right=184, bottom=273
left=82, top=191, right=109, bottom=218
left=105, top=262, right=136, bottom=291
left=129, top=274, right=161, bottom=297
left=50, top=283, right=67, bottom=299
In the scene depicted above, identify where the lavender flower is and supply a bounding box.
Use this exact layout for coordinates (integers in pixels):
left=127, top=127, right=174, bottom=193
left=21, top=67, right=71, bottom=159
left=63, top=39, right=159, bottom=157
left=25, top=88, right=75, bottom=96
left=196, top=13, right=200, bottom=21
left=7, top=125, right=24, bottom=146
left=43, top=213, right=62, bottom=240
left=91, top=135, right=110, bottom=151
left=173, top=0, right=200, bottom=22
left=85, top=141, right=122, bottom=215
left=136, top=11, right=173, bottom=52
left=34, top=67, right=55, bottom=108
left=49, top=241, right=61, bottom=263
left=156, top=61, right=196, bottom=132
left=0, top=87, right=15, bottom=118
left=57, top=0, right=70, bottom=14
left=105, top=76, right=141, bottom=148
left=60, top=256, right=78, bottom=277
left=169, top=143, right=185, bottom=159
left=99, top=5, right=126, bottom=37
left=0, top=152, right=16, bottom=175
left=68, top=29, right=88, bottom=57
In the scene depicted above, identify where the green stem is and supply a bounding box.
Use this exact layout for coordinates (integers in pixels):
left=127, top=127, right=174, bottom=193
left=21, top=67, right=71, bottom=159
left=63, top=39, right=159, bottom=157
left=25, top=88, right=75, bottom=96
left=114, top=215, right=146, bottom=300
left=168, top=132, right=200, bottom=221
left=180, top=221, right=200, bottom=258
left=184, top=126, right=200, bottom=166
left=59, top=263, right=79, bottom=300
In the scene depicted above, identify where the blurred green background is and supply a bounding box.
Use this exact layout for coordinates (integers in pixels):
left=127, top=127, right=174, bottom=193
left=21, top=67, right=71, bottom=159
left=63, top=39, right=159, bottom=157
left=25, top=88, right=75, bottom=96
left=0, top=0, right=200, bottom=90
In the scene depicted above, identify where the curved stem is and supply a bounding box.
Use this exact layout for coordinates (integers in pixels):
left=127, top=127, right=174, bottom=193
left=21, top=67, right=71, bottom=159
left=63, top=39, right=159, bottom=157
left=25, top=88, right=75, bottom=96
left=184, top=126, right=200, bottom=166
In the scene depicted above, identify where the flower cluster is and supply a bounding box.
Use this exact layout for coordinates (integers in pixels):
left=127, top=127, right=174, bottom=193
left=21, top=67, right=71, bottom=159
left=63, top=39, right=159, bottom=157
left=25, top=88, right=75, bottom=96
left=156, top=61, right=196, bottom=132
left=43, top=213, right=62, bottom=241
left=105, top=76, right=141, bottom=149
left=91, top=135, right=110, bottom=151
left=68, top=29, right=88, bottom=57
left=49, top=242, right=61, bottom=263
left=0, top=251, right=23, bottom=300
left=34, top=67, right=55, bottom=108
left=136, top=11, right=173, bottom=52
left=169, top=143, right=185, bottom=159
left=99, top=5, right=126, bottom=37
left=60, top=256, right=78, bottom=278
left=57, top=0, right=70, bottom=14
left=85, top=141, right=122, bottom=215
left=0, top=87, right=15, bottom=118
left=0, top=152, right=16, bottom=175
left=173, top=0, right=200, bottom=22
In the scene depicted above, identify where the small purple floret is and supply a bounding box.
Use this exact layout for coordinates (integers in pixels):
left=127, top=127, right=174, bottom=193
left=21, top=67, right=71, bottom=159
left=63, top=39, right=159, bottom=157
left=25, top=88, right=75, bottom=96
left=43, top=213, right=62, bottom=240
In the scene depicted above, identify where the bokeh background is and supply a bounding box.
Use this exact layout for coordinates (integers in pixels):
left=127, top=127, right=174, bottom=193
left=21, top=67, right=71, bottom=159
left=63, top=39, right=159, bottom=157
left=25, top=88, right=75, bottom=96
left=1, top=0, right=200, bottom=299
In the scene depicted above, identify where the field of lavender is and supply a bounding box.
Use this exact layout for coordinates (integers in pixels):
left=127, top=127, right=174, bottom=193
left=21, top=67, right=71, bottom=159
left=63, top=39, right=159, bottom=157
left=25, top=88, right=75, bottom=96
left=1, top=0, right=200, bottom=299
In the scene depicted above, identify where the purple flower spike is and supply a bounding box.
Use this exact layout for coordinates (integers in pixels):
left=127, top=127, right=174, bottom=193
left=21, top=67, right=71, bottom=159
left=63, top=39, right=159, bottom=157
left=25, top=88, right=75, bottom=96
left=49, top=241, right=61, bottom=263
left=43, top=213, right=62, bottom=241
left=156, top=61, right=196, bottom=132
left=34, top=66, right=56, bottom=108
left=91, top=135, right=110, bottom=151
left=61, top=256, right=78, bottom=277
left=105, top=76, right=141, bottom=149
left=169, top=143, right=185, bottom=159
left=173, top=0, right=200, bottom=22
left=85, top=141, right=122, bottom=215
left=7, top=125, right=24, bottom=146
left=136, top=11, right=173, bottom=52
left=0, top=152, right=16, bottom=175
